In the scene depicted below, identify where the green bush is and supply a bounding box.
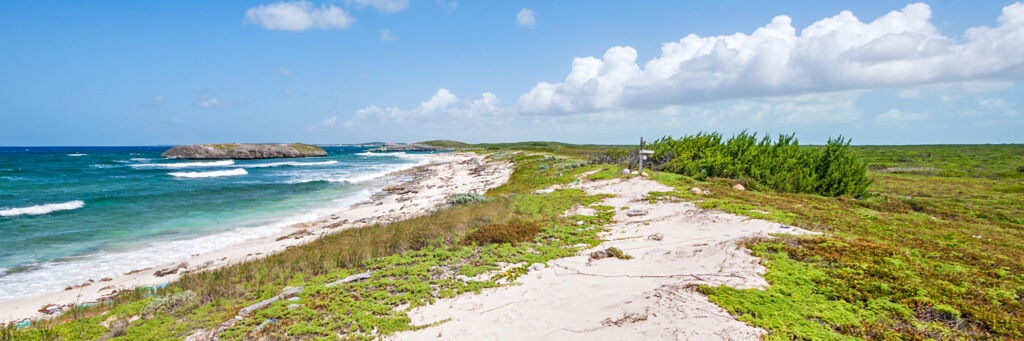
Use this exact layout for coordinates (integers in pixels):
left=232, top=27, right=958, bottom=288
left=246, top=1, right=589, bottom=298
left=445, top=193, right=492, bottom=206
left=648, top=132, right=871, bottom=196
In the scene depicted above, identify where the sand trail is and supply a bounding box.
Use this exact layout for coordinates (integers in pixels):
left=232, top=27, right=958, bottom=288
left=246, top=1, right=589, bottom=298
left=395, top=176, right=816, bottom=340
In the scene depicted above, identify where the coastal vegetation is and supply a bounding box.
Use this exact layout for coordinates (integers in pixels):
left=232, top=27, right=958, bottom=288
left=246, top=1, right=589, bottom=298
left=5, top=139, right=1023, bottom=340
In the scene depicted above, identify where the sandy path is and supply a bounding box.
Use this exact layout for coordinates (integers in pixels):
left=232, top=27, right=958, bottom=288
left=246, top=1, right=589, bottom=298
left=2, top=152, right=512, bottom=323
left=395, top=176, right=816, bottom=340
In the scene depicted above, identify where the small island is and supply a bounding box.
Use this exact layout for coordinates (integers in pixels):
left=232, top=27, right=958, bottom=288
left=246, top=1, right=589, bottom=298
left=161, top=143, right=327, bottom=160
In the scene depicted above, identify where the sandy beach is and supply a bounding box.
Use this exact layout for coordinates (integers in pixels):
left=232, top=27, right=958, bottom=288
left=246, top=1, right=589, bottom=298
left=1, top=152, right=513, bottom=323
left=393, top=175, right=816, bottom=340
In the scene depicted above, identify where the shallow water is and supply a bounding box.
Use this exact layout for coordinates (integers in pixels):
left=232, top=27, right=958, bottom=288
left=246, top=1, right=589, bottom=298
left=0, top=146, right=430, bottom=301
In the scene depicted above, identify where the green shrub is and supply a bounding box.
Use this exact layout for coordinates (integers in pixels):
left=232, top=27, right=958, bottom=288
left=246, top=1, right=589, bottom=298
left=1016, top=165, right=1024, bottom=173
left=445, top=193, right=492, bottom=206
left=646, top=132, right=871, bottom=196
left=461, top=219, right=540, bottom=245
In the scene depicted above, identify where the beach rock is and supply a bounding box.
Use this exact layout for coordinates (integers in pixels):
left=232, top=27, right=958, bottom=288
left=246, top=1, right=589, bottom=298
left=154, top=262, right=188, bottom=277
left=367, top=143, right=454, bottom=152
left=533, top=188, right=555, bottom=194
left=690, top=187, right=703, bottom=195
left=732, top=183, right=745, bottom=191
left=626, top=209, right=648, bottom=217
left=161, top=143, right=326, bottom=160
left=647, top=233, right=664, bottom=241
left=621, top=168, right=631, bottom=175
left=589, top=250, right=610, bottom=260
left=287, top=304, right=303, bottom=310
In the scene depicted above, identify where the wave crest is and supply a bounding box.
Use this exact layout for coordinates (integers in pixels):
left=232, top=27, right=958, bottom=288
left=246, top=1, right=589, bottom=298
left=169, top=168, right=248, bottom=178
left=0, top=201, right=85, bottom=217
left=132, top=160, right=235, bottom=169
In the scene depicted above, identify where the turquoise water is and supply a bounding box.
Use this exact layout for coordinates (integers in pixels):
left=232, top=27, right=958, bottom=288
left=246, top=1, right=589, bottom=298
left=0, top=146, right=429, bottom=301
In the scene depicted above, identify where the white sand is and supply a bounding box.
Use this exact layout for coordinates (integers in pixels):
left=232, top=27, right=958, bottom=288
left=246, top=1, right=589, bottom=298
left=1, top=152, right=512, bottom=323
left=394, top=176, right=816, bottom=340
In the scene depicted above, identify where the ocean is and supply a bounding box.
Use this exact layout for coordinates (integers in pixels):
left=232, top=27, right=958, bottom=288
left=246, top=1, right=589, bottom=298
left=0, top=146, right=430, bottom=302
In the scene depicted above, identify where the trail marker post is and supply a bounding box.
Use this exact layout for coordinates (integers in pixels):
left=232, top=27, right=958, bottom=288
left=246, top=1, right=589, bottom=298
left=638, top=137, right=654, bottom=175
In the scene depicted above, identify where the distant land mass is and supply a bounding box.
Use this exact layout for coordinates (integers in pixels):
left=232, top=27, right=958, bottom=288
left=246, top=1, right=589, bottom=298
left=161, top=143, right=327, bottom=160
left=368, top=142, right=457, bottom=152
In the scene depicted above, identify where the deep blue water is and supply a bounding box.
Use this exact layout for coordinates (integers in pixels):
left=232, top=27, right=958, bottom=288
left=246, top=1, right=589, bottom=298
left=0, top=146, right=428, bottom=301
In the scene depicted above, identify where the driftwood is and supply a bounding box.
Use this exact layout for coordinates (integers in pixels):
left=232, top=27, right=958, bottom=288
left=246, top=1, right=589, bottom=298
left=325, top=271, right=373, bottom=287
left=238, top=286, right=303, bottom=317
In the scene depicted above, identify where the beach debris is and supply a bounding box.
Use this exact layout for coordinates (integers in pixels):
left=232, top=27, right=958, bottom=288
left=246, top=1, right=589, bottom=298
left=690, top=187, right=703, bottom=195
left=590, top=247, right=633, bottom=260
left=528, top=263, right=545, bottom=272
left=703, top=190, right=711, bottom=194
left=325, top=271, right=373, bottom=287
left=630, top=171, right=639, bottom=175
left=641, top=172, right=649, bottom=177
left=154, top=262, right=188, bottom=277
left=276, top=229, right=313, bottom=241
left=38, top=303, right=61, bottom=315
left=647, top=233, right=664, bottom=241
left=288, top=297, right=300, bottom=301
left=238, top=287, right=303, bottom=317
left=972, top=235, right=983, bottom=239
left=287, top=304, right=303, bottom=310
left=625, top=209, right=648, bottom=217
left=621, top=168, right=630, bottom=175
left=779, top=224, right=792, bottom=229
left=14, top=321, right=30, bottom=329
left=601, top=311, right=649, bottom=327
left=589, top=250, right=610, bottom=260
left=575, top=220, right=585, bottom=226
left=533, top=188, right=555, bottom=194
left=732, top=183, right=745, bottom=191
left=100, top=277, right=113, bottom=282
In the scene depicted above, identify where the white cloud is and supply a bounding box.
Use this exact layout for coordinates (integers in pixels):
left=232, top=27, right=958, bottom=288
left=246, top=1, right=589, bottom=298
left=979, top=97, right=1018, bottom=116
left=350, top=89, right=513, bottom=126
left=278, top=67, right=294, bottom=76
left=308, top=116, right=337, bottom=130
left=344, top=0, right=408, bottom=13
left=198, top=98, right=242, bottom=108
left=245, top=1, right=355, bottom=31
left=875, top=109, right=930, bottom=123
left=199, top=98, right=222, bottom=108
left=380, top=29, right=397, bottom=41
left=518, top=2, right=1024, bottom=114
left=516, top=8, right=535, bottom=28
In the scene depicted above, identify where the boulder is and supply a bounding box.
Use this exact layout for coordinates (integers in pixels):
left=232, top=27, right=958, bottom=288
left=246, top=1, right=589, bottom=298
left=161, top=143, right=326, bottom=160
left=732, top=183, right=746, bottom=191
left=690, top=187, right=703, bottom=195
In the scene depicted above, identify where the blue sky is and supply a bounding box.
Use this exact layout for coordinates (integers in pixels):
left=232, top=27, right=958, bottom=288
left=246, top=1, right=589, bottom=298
left=1, top=1, right=1022, bottom=146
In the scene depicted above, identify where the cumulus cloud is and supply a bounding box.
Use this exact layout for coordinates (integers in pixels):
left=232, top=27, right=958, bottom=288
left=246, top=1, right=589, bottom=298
left=516, top=8, right=536, bottom=28
left=199, top=98, right=223, bottom=108
left=344, top=0, right=408, bottom=13
left=875, top=109, right=930, bottom=123
left=979, top=97, right=1018, bottom=116
left=380, top=29, right=397, bottom=41
left=308, top=116, right=338, bottom=130
left=245, top=1, right=355, bottom=31
left=518, top=2, right=1024, bottom=114
left=351, top=89, right=512, bottom=125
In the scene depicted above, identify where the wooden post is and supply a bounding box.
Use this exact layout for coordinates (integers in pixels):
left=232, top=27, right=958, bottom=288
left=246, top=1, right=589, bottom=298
left=639, top=137, right=645, bottom=174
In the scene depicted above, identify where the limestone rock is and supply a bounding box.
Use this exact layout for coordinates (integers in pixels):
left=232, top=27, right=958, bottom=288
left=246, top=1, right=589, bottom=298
left=161, top=143, right=326, bottom=160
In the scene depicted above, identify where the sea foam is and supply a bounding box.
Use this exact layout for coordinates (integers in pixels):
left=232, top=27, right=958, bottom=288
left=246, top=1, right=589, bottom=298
left=169, top=168, right=248, bottom=178
left=0, top=200, right=85, bottom=217
left=133, top=160, right=235, bottom=169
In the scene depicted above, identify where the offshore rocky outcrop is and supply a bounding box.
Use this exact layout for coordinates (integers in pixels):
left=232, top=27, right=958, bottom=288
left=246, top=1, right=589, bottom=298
left=161, top=143, right=327, bottom=160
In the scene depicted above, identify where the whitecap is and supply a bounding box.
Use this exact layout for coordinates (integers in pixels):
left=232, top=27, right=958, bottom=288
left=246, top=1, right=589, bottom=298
left=169, top=168, right=247, bottom=178
left=66, top=154, right=86, bottom=157
left=129, top=158, right=151, bottom=162
left=0, top=201, right=85, bottom=217
left=288, top=156, right=430, bottom=184
left=243, top=160, right=338, bottom=168
left=356, top=151, right=407, bottom=157
left=133, top=160, right=235, bottom=169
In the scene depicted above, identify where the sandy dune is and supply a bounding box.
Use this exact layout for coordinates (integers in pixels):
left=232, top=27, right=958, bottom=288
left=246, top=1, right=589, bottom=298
left=395, top=176, right=815, bottom=340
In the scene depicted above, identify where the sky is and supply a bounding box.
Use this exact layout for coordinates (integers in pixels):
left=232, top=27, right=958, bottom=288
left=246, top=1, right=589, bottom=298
left=1, top=1, right=1022, bottom=146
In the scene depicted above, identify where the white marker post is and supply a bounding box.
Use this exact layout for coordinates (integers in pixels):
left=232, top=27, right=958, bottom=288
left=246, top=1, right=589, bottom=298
left=638, top=137, right=654, bottom=175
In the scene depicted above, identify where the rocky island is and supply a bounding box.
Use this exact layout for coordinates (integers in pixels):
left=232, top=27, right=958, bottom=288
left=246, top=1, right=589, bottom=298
left=161, top=143, right=327, bottom=160
left=367, top=143, right=455, bottom=152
